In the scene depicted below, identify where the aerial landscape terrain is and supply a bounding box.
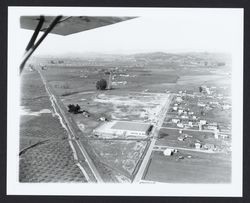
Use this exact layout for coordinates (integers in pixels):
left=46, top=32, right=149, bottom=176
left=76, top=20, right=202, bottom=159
left=20, top=51, right=232, bottom=183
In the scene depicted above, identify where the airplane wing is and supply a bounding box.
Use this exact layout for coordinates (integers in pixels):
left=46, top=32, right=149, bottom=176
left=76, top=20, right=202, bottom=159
left=19, top=15, right=137, bottom=73
left=20, top=16, right=137, bottom=35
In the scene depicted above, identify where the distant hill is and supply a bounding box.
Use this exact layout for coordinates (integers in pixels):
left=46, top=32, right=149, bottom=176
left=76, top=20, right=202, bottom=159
left=31, top=51, right=231, bottom=68
left=131, top=52, right=176, bottom=60
left=130, top=52, right=230, bottom=62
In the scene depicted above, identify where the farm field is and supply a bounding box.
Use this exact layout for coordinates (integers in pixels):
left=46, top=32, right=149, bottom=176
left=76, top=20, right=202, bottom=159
left=19, top=113, right=68, bottom=150
left=20, top=70, right=86, bottom=182
left=20, top=140, right=86, bottom=182
left=143, top=150, right=231, bottom=183
left=40, top=65, right=179, bottom=96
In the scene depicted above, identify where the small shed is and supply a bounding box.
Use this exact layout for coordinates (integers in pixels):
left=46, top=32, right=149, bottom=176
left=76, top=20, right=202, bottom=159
left=200, top=120, right=207, bottom=125
left=163, top=149, right=174, bottom=156
left=173, top=106, right=178, bottom=111
left=172, top=118, right=180, bottom=123
left=195, top=143, right=202, bottom=149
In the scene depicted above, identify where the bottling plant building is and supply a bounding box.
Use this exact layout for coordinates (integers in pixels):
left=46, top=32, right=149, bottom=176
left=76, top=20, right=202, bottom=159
left=93, top=120, right=153, bottom=138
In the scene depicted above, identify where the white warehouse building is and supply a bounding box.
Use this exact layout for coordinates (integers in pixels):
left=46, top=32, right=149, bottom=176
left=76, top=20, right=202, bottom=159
left=93, top=120, right=153, bottom=138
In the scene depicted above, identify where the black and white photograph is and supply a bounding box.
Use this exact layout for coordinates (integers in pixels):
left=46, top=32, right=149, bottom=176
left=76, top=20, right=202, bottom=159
left=7, top=7, right=243, bottom=196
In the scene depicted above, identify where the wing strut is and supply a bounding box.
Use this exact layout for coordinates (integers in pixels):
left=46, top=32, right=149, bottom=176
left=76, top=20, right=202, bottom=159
left=20, top=15, right=63, bottom=74
left=25, top=16, right=45, bottom=52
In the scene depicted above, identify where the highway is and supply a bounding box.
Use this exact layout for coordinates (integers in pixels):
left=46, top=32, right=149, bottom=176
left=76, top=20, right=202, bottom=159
left=132, top=94, right=173, bottom=183
left=37, top=69, right=104, bottom=183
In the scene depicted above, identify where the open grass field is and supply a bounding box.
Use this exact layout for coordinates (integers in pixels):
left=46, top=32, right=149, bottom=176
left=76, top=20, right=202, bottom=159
left=21, top=71, right=52, bottom=111
left=143, top=150, right=231, bottom=183
left=40, top=65, right=179, bottom=96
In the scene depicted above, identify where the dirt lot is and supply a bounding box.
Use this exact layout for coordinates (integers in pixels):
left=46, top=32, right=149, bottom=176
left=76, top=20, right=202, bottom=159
left=93, top=92, right=170, bottom=123
left=88, top=140, right=147, bottom=179
left=60, top=90, right=170, bottom=139
left=143, top=150, right=231, bottom=183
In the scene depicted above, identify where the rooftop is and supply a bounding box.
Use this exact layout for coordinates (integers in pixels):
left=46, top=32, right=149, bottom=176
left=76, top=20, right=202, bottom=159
left=111, top=121, right=151, bottom=132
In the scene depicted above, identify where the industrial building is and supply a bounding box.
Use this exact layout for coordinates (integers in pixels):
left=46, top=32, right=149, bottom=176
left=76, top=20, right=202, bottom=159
left=93, top=120, right=153, bottom=138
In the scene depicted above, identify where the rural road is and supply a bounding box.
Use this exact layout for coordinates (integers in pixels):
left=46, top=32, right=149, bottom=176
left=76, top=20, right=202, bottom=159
left=153, top=145, right=218, bottom=154
left=37, top=69, right=104, bottom=183
left=160, top=126, right=230, bottom=136
left=160, top=126, right=214, bottom=133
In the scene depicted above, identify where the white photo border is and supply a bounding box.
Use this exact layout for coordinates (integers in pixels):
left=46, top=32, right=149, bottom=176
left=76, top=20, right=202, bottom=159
left=7, top=7, right=243, bottom=196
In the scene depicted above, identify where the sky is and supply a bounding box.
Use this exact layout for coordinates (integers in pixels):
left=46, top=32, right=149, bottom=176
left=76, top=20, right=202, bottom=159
left=15, top=8, right=243, bottom=56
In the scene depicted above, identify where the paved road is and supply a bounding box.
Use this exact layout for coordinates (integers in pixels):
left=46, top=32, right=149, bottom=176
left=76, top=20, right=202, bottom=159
left=153, top=145, right=217, bottom=154
left=160, top=126, right=214, bottom=133
left=37, top=69, right=103, bottom=183
left=132, top=94, right=173, bottom=183
left=160, top=126, right=230, bottom=136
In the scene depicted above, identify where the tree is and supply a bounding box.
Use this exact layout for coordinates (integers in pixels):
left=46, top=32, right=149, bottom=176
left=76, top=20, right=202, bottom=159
left=96, top=79, right=107, bottom=90
left=75, top=104, right=80, bottom=112
left=199, top=86, right=203, bottom=93
left=68, top=104, right=81, bottom=114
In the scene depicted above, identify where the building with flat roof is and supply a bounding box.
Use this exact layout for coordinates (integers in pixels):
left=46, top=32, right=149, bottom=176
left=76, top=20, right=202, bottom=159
left=93, top=120, right=153, bottom=138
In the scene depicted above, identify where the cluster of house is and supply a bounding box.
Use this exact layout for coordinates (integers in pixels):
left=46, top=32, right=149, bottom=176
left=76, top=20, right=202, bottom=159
left=197, top=100, right=231, bottom=111
left=166, top=94, right=231, bottom=141
left=80, top=75, right=88, bottom=78
left=112, top=81, right=127, bottom=86
left=168, top=88, right=231, bottom=132
left=198, top=86, right=231, bottom=110
left=102, top=68, right=131, bottom=87
left=171, top=114, right=220, bottom=131
left=193, top=142, right=218, bottom=151
left=175, top=133, right=221, bottom=151
left=170, top=96, right=198, bottom=128
left=161, top=142, right=219, bottom=156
